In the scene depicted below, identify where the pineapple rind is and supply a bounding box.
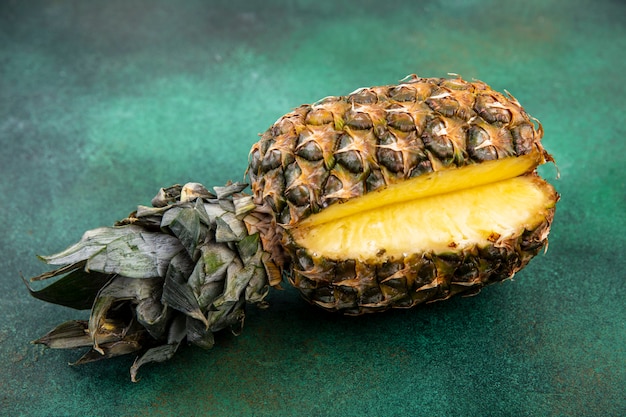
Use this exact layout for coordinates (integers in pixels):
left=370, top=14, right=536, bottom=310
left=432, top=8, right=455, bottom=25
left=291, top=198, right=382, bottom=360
left=288, top=214, right=555, bottom=315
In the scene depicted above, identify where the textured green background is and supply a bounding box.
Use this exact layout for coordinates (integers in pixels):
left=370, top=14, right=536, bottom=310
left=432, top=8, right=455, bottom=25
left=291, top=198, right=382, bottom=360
left=1, top=1, right=624, bottom=416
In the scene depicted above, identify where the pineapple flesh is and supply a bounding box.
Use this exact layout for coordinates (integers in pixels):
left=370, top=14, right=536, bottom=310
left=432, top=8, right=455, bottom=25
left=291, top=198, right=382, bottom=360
left=25, top=75, right=558, bottom=379
left=295, top=174, right=554, bottom=259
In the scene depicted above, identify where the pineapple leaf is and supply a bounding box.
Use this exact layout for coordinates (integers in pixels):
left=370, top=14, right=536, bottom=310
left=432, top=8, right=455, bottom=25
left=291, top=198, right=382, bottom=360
left=39, top=226, right=141, bottom=265
left=207, top=298, right=245, bottom=334
left=236, top=233, right=260, bottom=263
left=135, top=297, right=170, bottom=340
left=39, top=225, right=184, bottom=279
left=161, top=204, right=206, bottom=260
left=24, top=264, right=112, bottom=310
left=188, top=243, right=235, bottom=309
left=151, top=184, right=183, bottom=207
left=130, top=315, right=187, bottom=382
left=70, top=333, right=143, bottom=365
left=213, top=182, right=247, bottom=199
left=215, top=259, right=255, bottom=307
left=185, top=315, right=215, bottom=349
left=32, top=320, right=92, bottom=349
left=86, top=230, right=183, bottom=278
left=215, top=212, right=247, bottom=242
left=89, top=276, right=163, bottom=353
left=162, top=252, right=208, bottom=328
left=72, top=337, right=144, bottom=365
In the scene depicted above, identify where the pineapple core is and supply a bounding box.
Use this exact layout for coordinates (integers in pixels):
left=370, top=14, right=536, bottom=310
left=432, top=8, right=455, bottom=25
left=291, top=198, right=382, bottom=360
left=292, top=151, right=555, bottom=260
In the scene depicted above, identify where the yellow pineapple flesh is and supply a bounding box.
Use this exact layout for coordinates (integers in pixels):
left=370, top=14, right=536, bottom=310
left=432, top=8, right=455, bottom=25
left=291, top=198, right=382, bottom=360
left=292, top=163, right=555, bottom=260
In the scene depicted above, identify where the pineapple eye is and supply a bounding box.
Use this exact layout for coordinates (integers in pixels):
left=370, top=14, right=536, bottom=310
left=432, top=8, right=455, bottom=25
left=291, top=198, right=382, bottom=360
left=335, top=134, right=365, bottom=173
left=386, top=109, right=416, bottom=132
left=468, top=125, right=499, bottom=161
left=511, top=122, right=537, bottom=155
left=474, top=94, right=512, bottom=124
left=422, top=118, right=455, bottom=161
left=260, top=149, right=282, bottom=172
left=296, top=140, right=324, bottom=161
left=305, top=108, right=334, bottom=125
left=388, top=85, right=416, bottom=102
left=345, top=110, right=374, bottom=129
left=377, top=134, right=405, bottom=174
left=348, top=88, right=378, bottom=104
left=286, top=184, right=310, bottom=206
left=324, top=174, right=343, bottom=196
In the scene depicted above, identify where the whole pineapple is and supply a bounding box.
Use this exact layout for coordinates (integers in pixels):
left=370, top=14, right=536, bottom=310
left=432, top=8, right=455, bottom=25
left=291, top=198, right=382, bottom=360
left=26, top=75, right=558, bottom=381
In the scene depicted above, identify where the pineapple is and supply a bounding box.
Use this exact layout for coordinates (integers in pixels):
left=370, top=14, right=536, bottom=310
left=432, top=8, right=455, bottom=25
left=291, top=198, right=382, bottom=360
left=25, top=75, right=558, bottom=381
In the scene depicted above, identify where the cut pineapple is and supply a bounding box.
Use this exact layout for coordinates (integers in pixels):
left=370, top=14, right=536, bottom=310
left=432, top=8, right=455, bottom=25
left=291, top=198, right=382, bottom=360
left=295, top=149, right=544, bottom=229
left=292, top=172, right=555, bottom=259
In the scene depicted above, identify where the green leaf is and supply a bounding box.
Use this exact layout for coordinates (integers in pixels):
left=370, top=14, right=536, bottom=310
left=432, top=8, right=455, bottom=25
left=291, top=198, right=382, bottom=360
left=161, top=205, right=206, bottom=260
left=88, top=276, right=164, bottom=353
left=24, top=263, right=112, bottom=310
left=162, top=253, right=208, bottom=328
left=136, top=298, right=171, bottom=340
left=201, top=243, right=235, bottom=279
left=151, top=184, right=182, bottom=207
left=72, top=339, right=143, bottom=365
left=40, top=226, right=184, bottom=279
left=187, top=242, right=238, bottom=309
left=215, top=212, right=246, bottom=242
left=236, top=233, right=260, bottom=263
left=202, top=203, right=228, bottom=224
left=130, top=315, right=186, bottom=382
left=213, top=182, right=247, bottom=199
left=86, top=231, right=183, bottom=278
left=245, top=264, right=270, bottom=305
left=39, top=227, right=142, bottom=265
left=192, top=197, right=212, bottom=227
left=206, top=298, right=246, bottom=333
left=180, top=182, right=215, bottom=202
left=233, top=194, right=256, bottom=217
left=30, top=261, right=86, bottom=282
left=195, top=281, right=224, bottom=311
left=186, top=316, right=215, bottom=349
left=214, top=258, right=254, bottom=307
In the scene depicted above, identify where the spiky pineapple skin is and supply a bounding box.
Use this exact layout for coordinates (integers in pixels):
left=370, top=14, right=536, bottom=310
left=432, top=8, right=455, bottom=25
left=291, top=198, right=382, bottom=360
left=286, top=200, right=555, bottom=314
left=248, top=75, right=554, bottom=313
left=249, top=75, right=545, bottom=227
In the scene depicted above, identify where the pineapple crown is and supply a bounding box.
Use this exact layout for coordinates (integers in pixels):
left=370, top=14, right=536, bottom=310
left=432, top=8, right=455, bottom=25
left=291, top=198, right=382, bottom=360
left=26, top=182, right=272, bottom=381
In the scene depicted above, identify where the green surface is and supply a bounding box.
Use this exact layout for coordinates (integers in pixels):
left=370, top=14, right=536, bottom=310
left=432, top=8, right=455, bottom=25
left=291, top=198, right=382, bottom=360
left=1, top=0, right=624, bottom=416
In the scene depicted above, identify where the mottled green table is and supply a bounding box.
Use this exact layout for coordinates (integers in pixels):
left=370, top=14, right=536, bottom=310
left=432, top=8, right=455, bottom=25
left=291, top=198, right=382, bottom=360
left=1, top=1, right=624, bottom=416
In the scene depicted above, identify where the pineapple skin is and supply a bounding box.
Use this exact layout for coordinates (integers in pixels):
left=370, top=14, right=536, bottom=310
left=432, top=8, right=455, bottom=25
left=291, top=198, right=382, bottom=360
left=286, top=203, right=555, bottom=314
left=248, top=75, right=556, bottom=314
